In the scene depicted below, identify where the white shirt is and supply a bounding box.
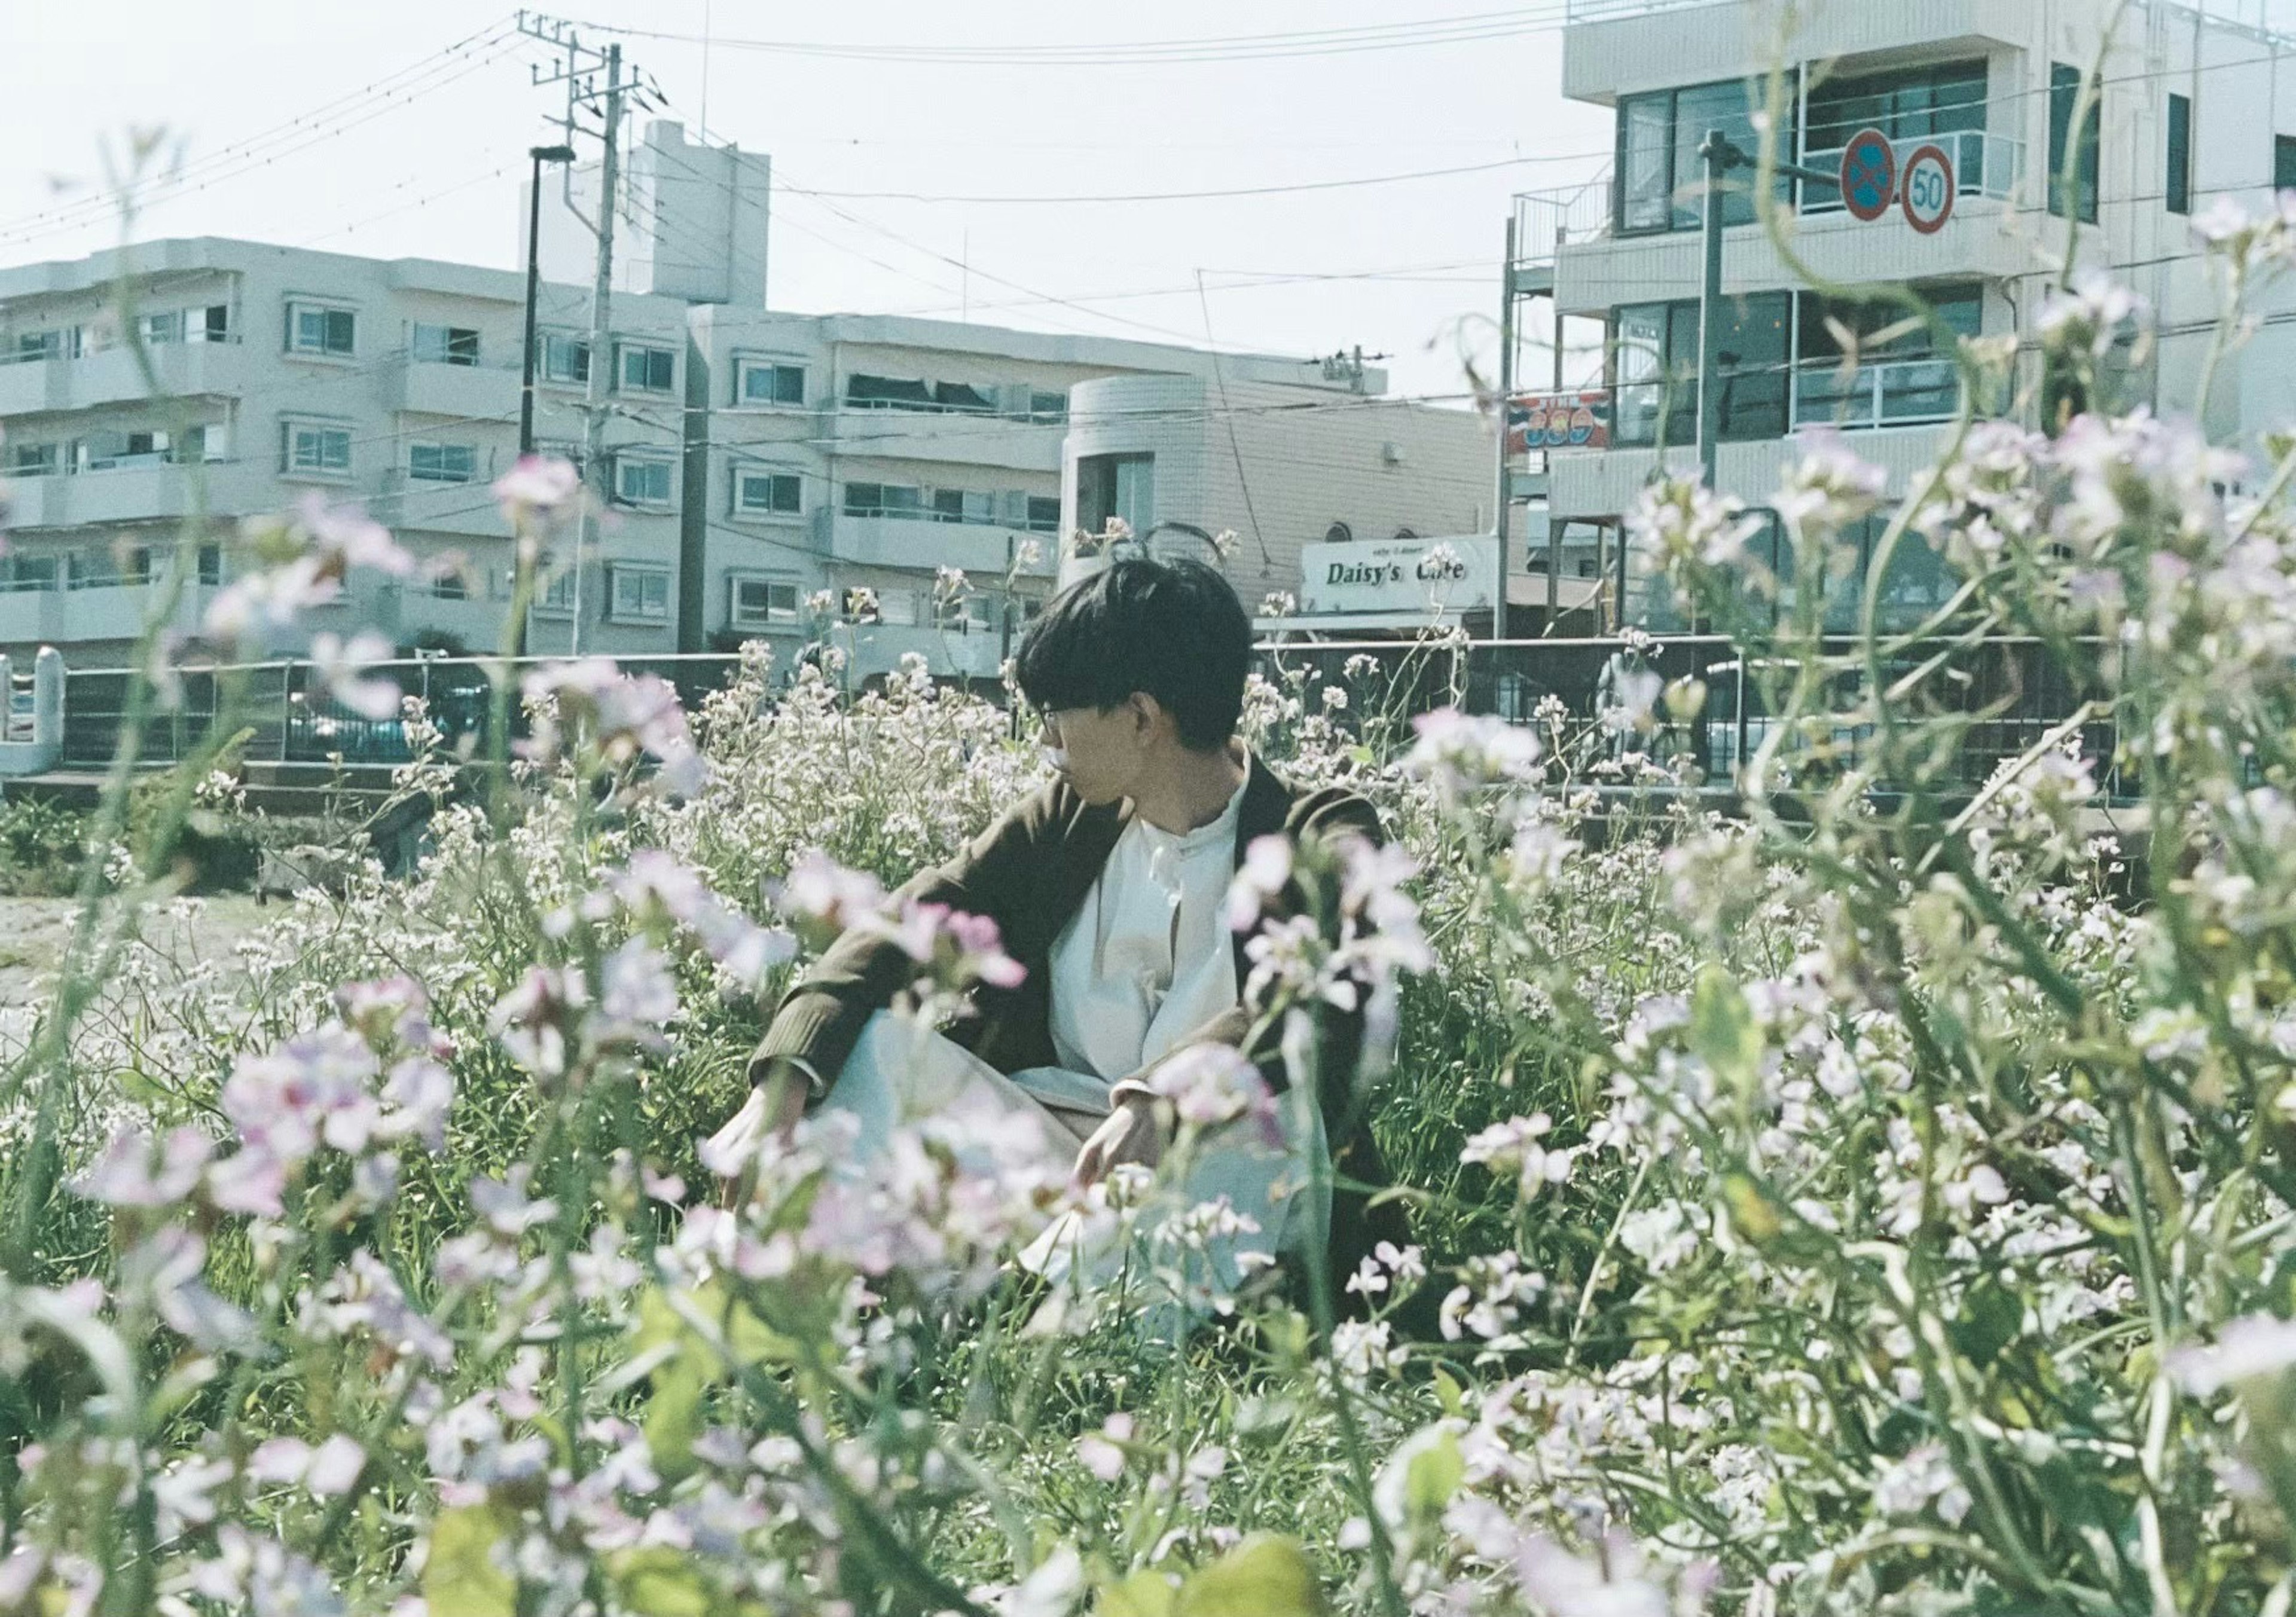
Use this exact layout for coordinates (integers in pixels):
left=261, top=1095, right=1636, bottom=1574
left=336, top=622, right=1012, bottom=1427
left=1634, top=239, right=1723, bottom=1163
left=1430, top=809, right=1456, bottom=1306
left=1047, top=771, right=1248, bottom=1081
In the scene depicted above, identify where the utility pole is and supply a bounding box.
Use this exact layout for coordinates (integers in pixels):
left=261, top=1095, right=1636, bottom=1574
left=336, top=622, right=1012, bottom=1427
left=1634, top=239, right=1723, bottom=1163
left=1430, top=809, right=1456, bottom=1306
left=521, top=13, right=651, bottom=658
left=1493, top=215, right=1516, bottom=644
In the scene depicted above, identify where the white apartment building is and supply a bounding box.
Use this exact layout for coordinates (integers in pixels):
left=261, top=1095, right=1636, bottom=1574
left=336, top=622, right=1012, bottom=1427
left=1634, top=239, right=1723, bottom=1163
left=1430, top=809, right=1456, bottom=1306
left=1519, top=0, right=2296, bottom=629
left=0, top=237, right=692, bottom=666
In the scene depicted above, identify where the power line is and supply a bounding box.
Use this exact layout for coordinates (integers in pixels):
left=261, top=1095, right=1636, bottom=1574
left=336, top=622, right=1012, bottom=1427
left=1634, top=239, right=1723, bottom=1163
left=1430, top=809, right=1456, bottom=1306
left=790, top=153, right=1611, bottom=206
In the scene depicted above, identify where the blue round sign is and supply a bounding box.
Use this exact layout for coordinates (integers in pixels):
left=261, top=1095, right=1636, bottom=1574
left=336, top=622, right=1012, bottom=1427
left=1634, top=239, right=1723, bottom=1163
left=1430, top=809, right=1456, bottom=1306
left=1840, top=127, right=1897, bottom=222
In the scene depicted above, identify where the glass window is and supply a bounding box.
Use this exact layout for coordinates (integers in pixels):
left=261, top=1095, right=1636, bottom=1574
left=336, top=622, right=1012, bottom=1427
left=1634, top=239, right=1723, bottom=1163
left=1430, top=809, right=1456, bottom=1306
left=1026, top=495, right=1062, bottom=533
left=731, top=578, right=800, bottom=626
left=844, top=482, right=923, bottom=517
left=845, top=374, right=936, bottom=410
left=1028, top=389, right=1068, bottom=421
left=1807, top=60, right=1988, bottom=189
left=1619, top=93, right=1675, bottom=231
left=203, top=305, right=230, bottom=343
left=139, top=311, right=182, bottom=345
left=7, top=442, right=56, bottom=477
left=1076, top=453, right=1155, bottom=537
left=542, top=332, right=590, bottom=384
left=196, top=543, right=223, bottom=586
left=613, top=457, right=672, bottom=506
left=2049, top=63, right=2102, bottom=222
left=409, top=443, right=479, bottom=482
left=2167, top=93, right=2193, bottom=216
left=283, top=421, right=352, bottom=475
left=414, top=323, right=481, bottom=365
left=736, top=471, right=802, bottom=514
left=738, top=360, right=806, bottom=405
left=14, top=330, right=63, bottom=362
left=289, top=303, right=356, bottom=357
left=610, top=567, right=671, bottom=621
left=7, top=555, right=59, bottom=591
left=2278, top=135, right=2296, bottom=194
left=1610, top=294, right=1788, bottom=446
left=1797, top=283, right=1979, bottom=428
left=1611, top=303, right=1674, bottom=447
left=618, top=344, right=675, bottom=393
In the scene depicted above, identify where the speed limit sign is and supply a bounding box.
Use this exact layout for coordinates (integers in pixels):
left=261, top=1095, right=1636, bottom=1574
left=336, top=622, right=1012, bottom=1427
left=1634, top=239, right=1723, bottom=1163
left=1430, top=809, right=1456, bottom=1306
left=1900, top=143, right=1956, bottom=233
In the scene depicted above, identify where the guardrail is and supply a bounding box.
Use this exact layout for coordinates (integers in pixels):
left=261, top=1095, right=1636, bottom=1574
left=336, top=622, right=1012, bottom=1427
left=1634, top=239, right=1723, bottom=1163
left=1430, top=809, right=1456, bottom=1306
left=48, top=637, right=2130, bottom=802
left=1793, top=356, right=1960, bottom=430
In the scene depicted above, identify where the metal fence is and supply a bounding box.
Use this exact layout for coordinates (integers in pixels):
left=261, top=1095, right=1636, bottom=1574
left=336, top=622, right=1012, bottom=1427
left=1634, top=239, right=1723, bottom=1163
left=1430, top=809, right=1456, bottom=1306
left=51, top=636, right=2126, bottom=801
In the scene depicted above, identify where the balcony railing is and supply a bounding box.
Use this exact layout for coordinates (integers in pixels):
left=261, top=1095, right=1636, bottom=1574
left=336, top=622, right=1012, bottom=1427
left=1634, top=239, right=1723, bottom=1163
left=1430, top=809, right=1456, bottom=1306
left=1801, top=128, right=2022, bottom=214
left=0, top=331, right=239, bottom=366
left=1793, top=356, right=1961, bottom=430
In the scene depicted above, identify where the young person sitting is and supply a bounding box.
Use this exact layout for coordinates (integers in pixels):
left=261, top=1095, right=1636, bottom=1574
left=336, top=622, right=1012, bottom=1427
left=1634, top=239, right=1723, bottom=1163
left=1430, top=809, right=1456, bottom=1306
left=713, top=556, right=1403, bottom=1291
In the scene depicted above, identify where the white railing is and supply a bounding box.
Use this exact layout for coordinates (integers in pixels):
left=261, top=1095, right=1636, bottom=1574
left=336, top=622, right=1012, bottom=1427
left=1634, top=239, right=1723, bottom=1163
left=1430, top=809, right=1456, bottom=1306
left=1514, top=171, right=1616, bottom=268
left=0, top=331, right=239, bottom=366
left=1802, top=128, right=2022, bottom=213
left=1793, top=356, right=1961, bottom=431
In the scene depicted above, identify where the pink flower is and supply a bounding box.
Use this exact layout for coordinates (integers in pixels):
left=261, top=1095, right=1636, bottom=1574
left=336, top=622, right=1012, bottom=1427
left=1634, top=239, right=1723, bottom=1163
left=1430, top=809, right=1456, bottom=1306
left=491, top=454, right=583, bottom=524
left=72, top=1127, right=212, bottom=1208
left=308, top=631, right=401, bottom=722
left=1227, top=834, right=1293, bottom=932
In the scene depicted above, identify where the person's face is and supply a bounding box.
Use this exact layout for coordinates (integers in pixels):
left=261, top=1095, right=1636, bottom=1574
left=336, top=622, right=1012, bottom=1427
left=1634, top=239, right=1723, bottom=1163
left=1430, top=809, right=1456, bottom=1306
left=1039, top=698, right=1155, bottom=805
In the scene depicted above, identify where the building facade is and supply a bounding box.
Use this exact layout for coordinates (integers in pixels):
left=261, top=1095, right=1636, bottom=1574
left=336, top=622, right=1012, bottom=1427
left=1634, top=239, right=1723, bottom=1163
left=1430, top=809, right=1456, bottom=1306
left=1516, top=0, right=2296, bottom=628
left=0, top=236, right=1495, bottom=684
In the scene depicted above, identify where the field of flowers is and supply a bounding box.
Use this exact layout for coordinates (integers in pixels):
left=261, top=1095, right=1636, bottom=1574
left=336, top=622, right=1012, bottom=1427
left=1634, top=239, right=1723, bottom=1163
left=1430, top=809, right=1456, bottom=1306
left=13, top=214, right=2296, bottom=1615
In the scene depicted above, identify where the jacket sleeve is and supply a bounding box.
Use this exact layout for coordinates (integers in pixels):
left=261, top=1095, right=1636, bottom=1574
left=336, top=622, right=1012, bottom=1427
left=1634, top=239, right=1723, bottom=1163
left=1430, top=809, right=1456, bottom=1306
left=1110, top=785, right=1385, bottom=1108
left=748, top=788, right=1054, bottom=1090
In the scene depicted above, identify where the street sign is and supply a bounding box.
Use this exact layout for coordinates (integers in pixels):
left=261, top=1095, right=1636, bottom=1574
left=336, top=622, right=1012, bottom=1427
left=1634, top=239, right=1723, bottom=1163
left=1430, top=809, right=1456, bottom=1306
left=1840, top=127, right=1898, bottom=222
left=1507, top=390, right=1611, bottom=454
left=1900, top=143, right=1956, bottom=233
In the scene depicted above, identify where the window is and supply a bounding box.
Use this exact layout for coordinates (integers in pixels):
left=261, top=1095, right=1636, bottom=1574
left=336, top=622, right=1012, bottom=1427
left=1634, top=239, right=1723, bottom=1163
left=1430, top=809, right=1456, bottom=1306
left=7, top=442, right=56, bottom=478
left=196, top=543, right=222, bottom=587
left=2049, top=63, right=2102, bottom=223
left=846, top=374, right=937, bottom=410
left=7, top=555, right=59, bottom=591
left=1616, top=77, right=1794, bottom=233
left=1027, top=389, right=1068, bottom=421
left=1608, top=292, right=1790, bottom=447
left=2167, top=93, right=2193, bottom=216
left=730, top=577, right=800, bottom=627
left=413, top=323, right=481, bottom=366
left=1076, top=453, right=1156, bottom=537
left=933, top=381, right=997, bottom=412
left=282, top=420, right=353, bottom=476
left=735, top=470, right=802, bottom=515
left=409, top=442, right=479, bottom=483
left=14, top=330, right=64, bottom=362
left=425, top=564, right=469, bottom=600
left=288, top=301, right=356, bottom=357
left=1791, top=283, right=1980, bottom=427
left=201, top=305, right=230, bottom=343
left=617, top=343, right=675, bottom=393
left=609, top=566, right=672, bottom=622
left=542, top=332, right=590, bottom=384
left=931, top=488, right=997, bottom=525
left=2279, top=135, right=2296, bottom=194
left=1026, top=495, right=1061, bottom=534
left=538, top=565, right=579, bottom=614
left=613, top=456, right=673, bottom=507
left=139, top=311, right=182, bottom=345
left=737, top=359, right=805, bottom=405
left=844, top=481, right=924, bottom=518
left=1806, top=59, right=1989, bottom=189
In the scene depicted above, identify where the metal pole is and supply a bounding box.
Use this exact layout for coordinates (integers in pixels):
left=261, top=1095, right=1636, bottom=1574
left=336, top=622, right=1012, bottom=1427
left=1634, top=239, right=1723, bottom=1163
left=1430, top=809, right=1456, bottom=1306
left=572, top=45, right=624, bottom=658
left=1696, top=128, right=1729, bottom=495
left=1549, top=237, right=1564, bottom=628
left=520, top=152, right=546, bottom=459
left=1494, top=214, right=1516, bottom=643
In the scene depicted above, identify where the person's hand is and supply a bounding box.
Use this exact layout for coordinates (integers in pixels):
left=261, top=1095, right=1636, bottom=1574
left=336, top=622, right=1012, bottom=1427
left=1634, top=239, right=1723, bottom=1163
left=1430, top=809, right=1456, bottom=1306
left=1072, top=1093, right=1164, bottom=1188
left=704, top=1062, right=813, bottom=1197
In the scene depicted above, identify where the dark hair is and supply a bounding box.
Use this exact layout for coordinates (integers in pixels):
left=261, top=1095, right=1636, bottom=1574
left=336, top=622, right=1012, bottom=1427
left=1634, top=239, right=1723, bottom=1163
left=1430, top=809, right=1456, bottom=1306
left=1013, top=557, right=1252, bottom=751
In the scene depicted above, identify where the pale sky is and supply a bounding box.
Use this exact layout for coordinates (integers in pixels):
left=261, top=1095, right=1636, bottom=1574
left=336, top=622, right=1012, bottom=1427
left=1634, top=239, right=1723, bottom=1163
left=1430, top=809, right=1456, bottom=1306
left=2, top=2, right=1616, bottom=404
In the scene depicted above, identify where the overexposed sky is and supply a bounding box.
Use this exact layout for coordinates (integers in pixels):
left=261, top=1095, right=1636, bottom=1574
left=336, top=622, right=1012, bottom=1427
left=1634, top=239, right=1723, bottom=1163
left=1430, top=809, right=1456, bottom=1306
left=2, top=2, right=1616, bottom=402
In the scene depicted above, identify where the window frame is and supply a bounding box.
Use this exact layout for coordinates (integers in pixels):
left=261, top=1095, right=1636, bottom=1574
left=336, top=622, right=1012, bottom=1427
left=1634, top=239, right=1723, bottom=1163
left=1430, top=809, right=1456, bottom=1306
left=1615, top=75, right=1796, bottom=236
left=728, top=575, right=801, bottom=628
left=280, top=418, right=355, bottom=478
left=2167, top=91, right=2194, bottom=216
left=735, top=357, right=807, bottom=406
left=286, top=300, right=358, bottom=359
left=413, top=323, right=482, bottom=366
left=541, top=331, right=591, bottom=386
left=611, top=454, right=674, bottom=508
left=408, top=442, right=480, bottom=484
left=616, top=341, right=676, bottom=395
left=607, top=564, right=673, bottom=623
left=734, top=469, right=803, bottom=516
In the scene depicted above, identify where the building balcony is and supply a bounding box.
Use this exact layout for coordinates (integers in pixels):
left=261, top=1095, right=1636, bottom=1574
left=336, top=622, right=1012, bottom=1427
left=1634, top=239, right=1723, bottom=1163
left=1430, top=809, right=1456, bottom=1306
left=817, top=509, right=1060, bottom=576
left=2, top=458, right=275, bottom=530
left=0, top=573, right=216, bottom=651
left=373, top=470, right=519, bottom=542
left=818, top=406, right=1067, bottom=474
left=397, top=356, right=520, bottom=423
left=0, top=337, right=245, bottom=417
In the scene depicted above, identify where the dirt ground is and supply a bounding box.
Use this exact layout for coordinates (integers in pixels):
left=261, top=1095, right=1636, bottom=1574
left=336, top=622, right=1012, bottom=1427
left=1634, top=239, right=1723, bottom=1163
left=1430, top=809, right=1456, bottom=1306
left=0, top=892, right=271, bottom=1020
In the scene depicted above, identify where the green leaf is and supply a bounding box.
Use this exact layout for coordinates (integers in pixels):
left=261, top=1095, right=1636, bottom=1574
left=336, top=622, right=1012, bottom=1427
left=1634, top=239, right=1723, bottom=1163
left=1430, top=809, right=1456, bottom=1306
left=423, top=1505, right=517, bottom=1617
left=1176, top=1535, right=1327, bottom=1617
left=645, top=1353, right=710, bottom=1482
left=1952, top=1276, right=2025, bottom=1369
left=609, top=1546, right=714, bottom=1616
left=1400, top=1428, right=1464, bottom=1520
left=1690, top=965, right=1762, bottom=1098
left=1431, top=1365, right=1465, bottom=1419
left=1099, top=1569, right=1180, bottom=1617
